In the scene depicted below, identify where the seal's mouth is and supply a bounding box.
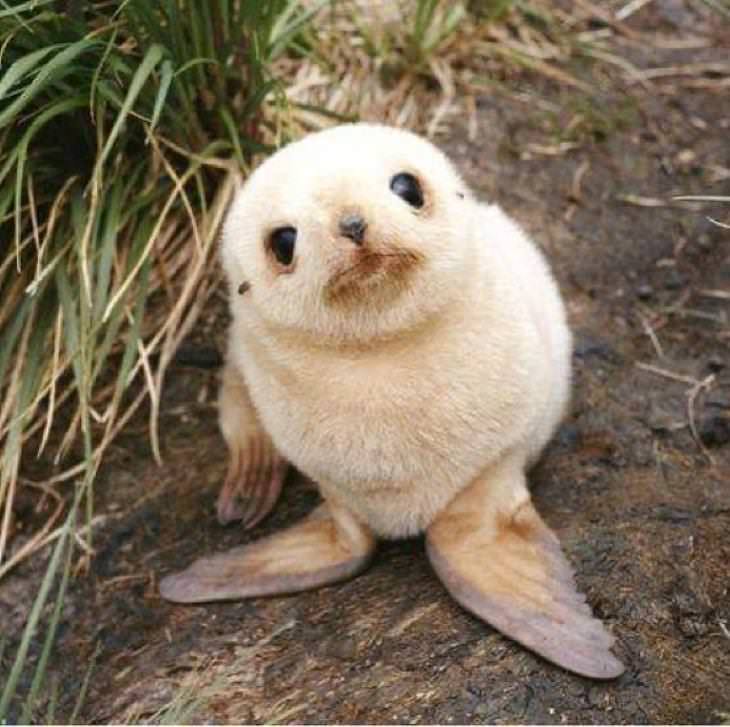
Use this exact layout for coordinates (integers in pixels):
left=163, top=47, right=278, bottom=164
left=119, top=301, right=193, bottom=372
left=324, top=248, right=425, bottom=306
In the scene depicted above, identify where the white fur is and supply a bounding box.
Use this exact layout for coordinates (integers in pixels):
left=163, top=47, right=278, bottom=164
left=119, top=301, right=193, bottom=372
left=221, top=123, right=572, bottom=538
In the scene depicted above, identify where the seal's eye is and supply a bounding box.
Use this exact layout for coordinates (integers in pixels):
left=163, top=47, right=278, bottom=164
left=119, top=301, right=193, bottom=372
left=269, top=226, right=296, bottom=266
left=390, top=172, right=424, bottom=209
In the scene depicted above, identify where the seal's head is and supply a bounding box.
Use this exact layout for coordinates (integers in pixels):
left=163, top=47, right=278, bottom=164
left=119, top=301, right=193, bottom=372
left=222, top=123, right=476, bottom=343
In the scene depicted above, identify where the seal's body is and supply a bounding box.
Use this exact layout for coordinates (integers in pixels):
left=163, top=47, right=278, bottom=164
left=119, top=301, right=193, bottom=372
left=161, top=124, right=624, bottom=680
left=230, top=203, right=569, bottom=537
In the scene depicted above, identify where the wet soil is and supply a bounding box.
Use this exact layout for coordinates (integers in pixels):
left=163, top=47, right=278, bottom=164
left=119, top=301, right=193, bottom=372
left=2, top=4, right=730, bottom=724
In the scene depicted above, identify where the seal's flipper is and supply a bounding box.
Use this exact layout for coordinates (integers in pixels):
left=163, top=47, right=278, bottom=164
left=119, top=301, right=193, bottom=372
left=426, top=463, right=625, bottom=680
left=216, top=361, right=289, bottom=528
left=160, top=503, right=376, bottom=604
left=216, top=435, right=289, bottom=528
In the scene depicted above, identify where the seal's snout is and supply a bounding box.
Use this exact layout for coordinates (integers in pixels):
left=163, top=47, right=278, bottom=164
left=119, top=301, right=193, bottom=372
left=338, top=213, right=367, bottom=245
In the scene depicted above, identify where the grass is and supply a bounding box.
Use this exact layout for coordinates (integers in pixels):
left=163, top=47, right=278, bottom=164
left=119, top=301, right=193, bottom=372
left=0, top=0, right=322, bottom=720
left=4, top=0, right=728, bottom=722
left=120, top=619, right=298, bottom=724
left=0, top=0, right=322, bottom=581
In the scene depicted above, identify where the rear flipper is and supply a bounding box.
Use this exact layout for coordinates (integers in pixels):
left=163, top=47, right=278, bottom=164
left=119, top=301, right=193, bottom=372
left=217, top=360, right=289, bottom=528
left=160, top=502, right=376, bottom=603
left=426, top=458, right=625, bottom=680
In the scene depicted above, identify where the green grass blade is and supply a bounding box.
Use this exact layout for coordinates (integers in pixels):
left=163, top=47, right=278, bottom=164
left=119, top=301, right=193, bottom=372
left=0, top=39, right=98, bottom=129
left=45, top=677, right=59, bottom=724
left=291, top=101, right=358, bottom=123
left=0, top=182, right=13, bottom=222
left=118, top=242, right=153, bottom=390
left=0, top=501, right=77, bottom=719
left=269, top=0, right=329, bottom=59
left=0, top=95, right=86, bottom=191
left=69, top=644, right=100, bottom=724
left=0, top=44, right=60, bottom=101
left=218, top=105, right=245, bottom=167
left=413, top=0, right=439, bottom=47
left=150, top=58, right=174, bottom=133
left=96, top=43, right=165, bottom=170
left=55, top=263, right=84, bottom=403
left=12, top=96, right=87, bottom=251
left=19, top=499, right=76, bottom=724
left=0, top=0, right=55, bottom=19
left=2, top=287, right=59, bottom=439
left=0, top=295, right=32, bottom=394
left=92, top=180, right=124, bottom=318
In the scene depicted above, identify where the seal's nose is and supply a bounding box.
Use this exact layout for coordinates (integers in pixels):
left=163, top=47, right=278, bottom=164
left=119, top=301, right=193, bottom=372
left=338, top=214, right=367, bottom=245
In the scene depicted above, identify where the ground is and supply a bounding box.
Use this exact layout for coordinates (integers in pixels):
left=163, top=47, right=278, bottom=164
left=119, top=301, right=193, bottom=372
left=2, top=4, right=729, bottom=724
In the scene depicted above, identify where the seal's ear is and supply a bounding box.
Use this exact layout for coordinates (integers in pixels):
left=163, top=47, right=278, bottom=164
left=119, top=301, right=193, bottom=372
left=426, top=460, right=625, bottom=680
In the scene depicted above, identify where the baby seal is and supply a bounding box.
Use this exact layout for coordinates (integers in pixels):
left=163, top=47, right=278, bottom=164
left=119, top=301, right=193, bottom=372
left=160, top=123, right=624, bottom=679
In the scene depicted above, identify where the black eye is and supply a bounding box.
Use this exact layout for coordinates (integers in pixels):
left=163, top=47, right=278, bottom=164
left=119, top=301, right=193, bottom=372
left=269, top=226, right=296, bottom=266
left=390, top=172, right=424, bottom=209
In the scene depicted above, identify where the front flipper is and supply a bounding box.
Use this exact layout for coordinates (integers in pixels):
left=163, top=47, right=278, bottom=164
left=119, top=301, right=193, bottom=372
left=160, top=502, right=376, bottom=603
left=216, top=433, right=289, bottom=529
left=216, top=360, right=289, bottom=528
left=426, top=460, right=625, bottom=680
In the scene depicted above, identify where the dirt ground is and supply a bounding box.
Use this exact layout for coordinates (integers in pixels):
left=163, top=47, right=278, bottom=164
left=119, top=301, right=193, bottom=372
left=2, top=4, right=730, bottom=724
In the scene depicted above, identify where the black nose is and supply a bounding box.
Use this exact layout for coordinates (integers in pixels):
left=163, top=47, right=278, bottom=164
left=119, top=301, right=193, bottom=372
left=338, top=214, right=367, bottom=245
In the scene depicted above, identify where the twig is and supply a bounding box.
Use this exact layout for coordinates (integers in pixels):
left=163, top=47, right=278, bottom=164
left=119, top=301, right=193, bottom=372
left=618, top=194, right=705, bottom=209
left=640, top=35, right=712, bottom=50
left=132, top=315, right=163, bottom=466
left=524, top=142, right=581, bottom=157
left=637, top=363, right=717, bottom=463
left=38, top=310, right=64, bottom=456
left=698, top=289, right=730, bottom=300
left=674, top=308, right=727, bottom=324
left=673, top=195, right=730, bottom=203
left=687, top=374, right=716, bottom=465
left=572, top=0, right=643, bottom=38
left=661, top=288, right=692, bottom=315
left=638, top=313, right=665, bottom=359
left=719, top=619, right=730, bottom=641
left=632, top=62, right=730, bottom=81
left=570, top=159, right=590, bottom=202
left=0, top=492, right=68, bottom=582
left=615, top=0, right=654, bottom=21
left=635, top=362, right=699, bottom=386
left=617, top=195, right=669, bottom=208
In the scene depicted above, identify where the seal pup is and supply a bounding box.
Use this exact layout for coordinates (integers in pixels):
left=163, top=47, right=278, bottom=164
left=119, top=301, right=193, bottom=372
left=160, top=123, right=624, bottom=680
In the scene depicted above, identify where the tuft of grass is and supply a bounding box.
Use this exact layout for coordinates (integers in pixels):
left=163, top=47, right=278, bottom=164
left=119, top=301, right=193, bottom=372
left=282, top=0, right=634, bottom=139
left=0, top=0, right=318, bottom=571
left=0, top=0, right=325, bottom=719
left=121, top=619, right=297, bottom=724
